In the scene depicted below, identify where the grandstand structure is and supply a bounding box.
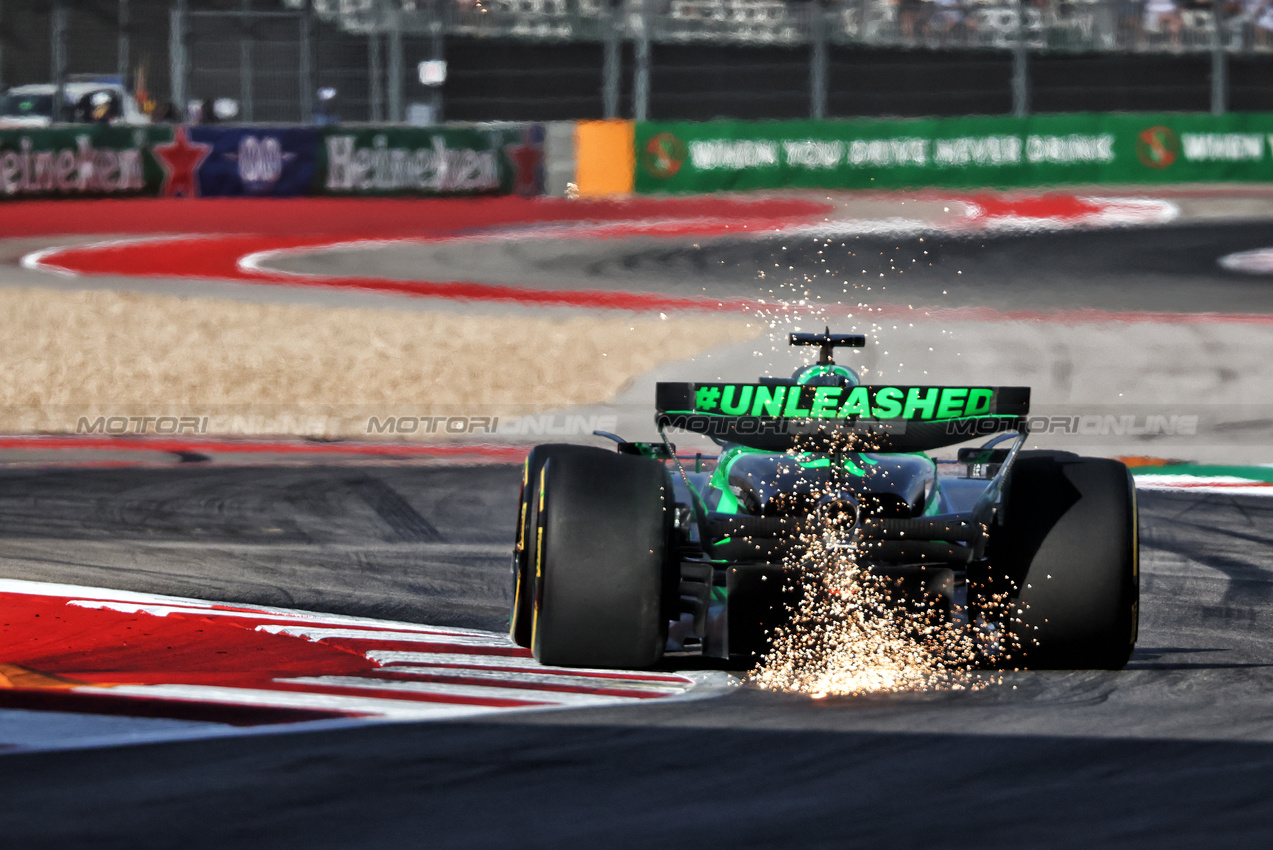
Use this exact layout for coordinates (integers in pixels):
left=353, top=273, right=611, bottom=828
left=284, top=0, right=1273, bottom=120
left=300, top=0, right=1270, bottom=53
left=2, top=0, right=1272, bottom=123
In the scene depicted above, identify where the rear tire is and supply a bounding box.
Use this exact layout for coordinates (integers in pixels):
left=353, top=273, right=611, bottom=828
left=510, top=444, right=594, bottom=648
left=974, top=452, right=1139, bottom=670
left=531, top=449, right=673, bottom=668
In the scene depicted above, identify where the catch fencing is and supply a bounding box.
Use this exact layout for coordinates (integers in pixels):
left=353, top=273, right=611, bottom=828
left=3, top=0, right=1273, bottom=122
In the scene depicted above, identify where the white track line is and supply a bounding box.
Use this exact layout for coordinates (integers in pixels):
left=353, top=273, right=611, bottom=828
left=1136, top=475, right=1273, bottom=496
left=279, top=676, right=672, bottom=706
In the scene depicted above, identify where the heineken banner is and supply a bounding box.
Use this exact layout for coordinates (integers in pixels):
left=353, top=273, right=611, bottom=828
left=635, top=113, right=1273, bottom=193
left=0, top=123, right=545, bottom=200
left=316, top=124, right=544, bottom=197
left=0, top=126, right=170, bottom=199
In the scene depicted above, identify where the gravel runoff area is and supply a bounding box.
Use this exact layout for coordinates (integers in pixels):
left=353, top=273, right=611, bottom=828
left=0, top=286, right=756, bottom=438
left=0, top=196, right=814, bottom=441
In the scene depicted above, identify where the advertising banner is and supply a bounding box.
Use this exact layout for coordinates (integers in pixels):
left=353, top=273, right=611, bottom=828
left=317, top=124, right=544, bottom=197
left=634, top=113, right=1273, bottom=193
left=0, top=125, right=170, bottom=200
left=189, top=126, right=320, bottom=197
left=0, top=122, right=545, bottom=201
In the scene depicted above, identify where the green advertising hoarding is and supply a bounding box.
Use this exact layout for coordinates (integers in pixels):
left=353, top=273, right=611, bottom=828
left=0, top=125, right=171, bottom=199
left=316, top=125, right=541, bottom=197
left=635, top=113, right=1273, bottom=193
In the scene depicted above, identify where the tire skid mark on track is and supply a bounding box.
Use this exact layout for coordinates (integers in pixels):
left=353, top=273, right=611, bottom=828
left=0, top=578, right=735, bottom=752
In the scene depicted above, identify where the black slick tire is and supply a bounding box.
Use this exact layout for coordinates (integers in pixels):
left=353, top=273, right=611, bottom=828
left=531, top=449, right=672, bottom=668
left=976, top=452, right=1139, bottom=670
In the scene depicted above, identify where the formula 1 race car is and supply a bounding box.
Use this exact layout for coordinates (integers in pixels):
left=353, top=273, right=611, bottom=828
left=509, top=330, right=1139, bottom=671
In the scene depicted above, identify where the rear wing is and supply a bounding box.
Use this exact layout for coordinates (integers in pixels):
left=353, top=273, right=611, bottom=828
left=655, top=382, right=1030, bottom=452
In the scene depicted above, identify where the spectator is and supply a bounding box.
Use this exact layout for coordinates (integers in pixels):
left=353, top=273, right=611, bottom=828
left=926, top=0, right=967, bottom=43
left=1143, top=0, right=1183, bottom=44
left=154, top=101, right=180, bottom=123
left=315, top=87, right=339, bottom=125
left=1116, top=0, right=1144, bottom=46
left=898, top=0, right=926, bottom=41
left=1222, top=0, right=1251, bottom=48
left=1254, top=0, right=1273, bottom=45
left=74, top=89, right=122, bottom=124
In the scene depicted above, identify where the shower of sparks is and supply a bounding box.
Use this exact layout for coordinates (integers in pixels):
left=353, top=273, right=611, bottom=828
left=748, top=537, right=989, bottom=696
left=735, top=234, right=1006, bottom=697
left=745, top=454, right=1014, bottom=699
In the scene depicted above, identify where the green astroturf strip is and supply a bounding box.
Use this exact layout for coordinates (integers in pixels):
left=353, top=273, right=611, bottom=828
left=1130, top=464, right=1273, bottom=484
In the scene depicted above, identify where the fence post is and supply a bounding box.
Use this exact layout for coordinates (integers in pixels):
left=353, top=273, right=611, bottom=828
left=240, top=0, right=254, bottom=122
left=52, top=0, right=67, bottom=122
left=369, top=32, right=384, bottom=122
left=1011, top=0, right=1029, bottom=118
left=603, top=4, right=620, bottom=119
left=810, top=0, right=827, bottom=120
left=430, top=0, right=445, bottom=124
left=1211, top=3, right=1227, bottom=115
left=170, top=0, right=188, bottom=115
left=300, top=0, right=314, bottom=122
left=118, top=0, right=130, bottom=87
left=633, top=0, right=651, bottom=121
left=388, top=10, right=403, bottom=122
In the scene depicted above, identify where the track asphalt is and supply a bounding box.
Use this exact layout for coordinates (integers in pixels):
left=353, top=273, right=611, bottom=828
left=0, top=465, right=1268, bottom=847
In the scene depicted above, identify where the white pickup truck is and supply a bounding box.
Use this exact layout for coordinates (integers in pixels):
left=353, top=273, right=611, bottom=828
left=0, top=78, right=151, bottom=128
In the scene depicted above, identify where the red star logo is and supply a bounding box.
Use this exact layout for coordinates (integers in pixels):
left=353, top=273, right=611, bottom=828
left=505, top=130, right=543, bottom=196
left=153, top=126, right=211, bottom=198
